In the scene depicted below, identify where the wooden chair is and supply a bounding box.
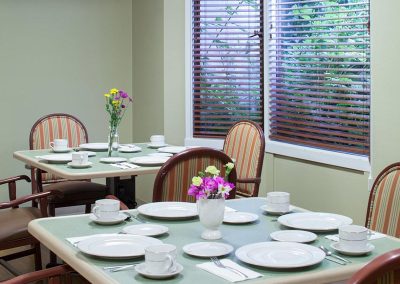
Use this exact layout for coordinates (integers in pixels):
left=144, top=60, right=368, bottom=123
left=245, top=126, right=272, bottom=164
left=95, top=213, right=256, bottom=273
left=347, top=248, right=400, bottom=284
left=29, top=113, right=108, bottom=216
left=153, top=147, right=237, bottom=202
left=0, top=175, right=60, bottom=275
left=2, top=264, right=89, bottom=284
left=365, top=162, right=400, bottom=237
left=223, top=120, right=265, bottom=197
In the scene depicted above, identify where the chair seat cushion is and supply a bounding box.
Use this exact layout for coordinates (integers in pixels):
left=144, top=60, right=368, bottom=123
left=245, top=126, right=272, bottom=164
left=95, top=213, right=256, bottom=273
left=43, top=181, right=108, bottom=204
left=0, top=207, right=42, bottom=242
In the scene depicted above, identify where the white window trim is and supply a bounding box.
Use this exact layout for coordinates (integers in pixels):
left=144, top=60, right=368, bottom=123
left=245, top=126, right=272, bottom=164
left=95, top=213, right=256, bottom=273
left=184, top=1, right=371, bottom=173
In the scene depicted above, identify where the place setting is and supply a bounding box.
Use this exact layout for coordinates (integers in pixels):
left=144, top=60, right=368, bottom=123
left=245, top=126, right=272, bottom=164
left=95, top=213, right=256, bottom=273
left=328, top=225, right=375, bottom=256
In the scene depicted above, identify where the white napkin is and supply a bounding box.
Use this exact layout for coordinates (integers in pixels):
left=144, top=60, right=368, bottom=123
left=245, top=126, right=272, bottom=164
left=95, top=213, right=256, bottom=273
left=110, top=163, right=141, bottom=169
left=325, top=231, right=386, bottom=242
left=66, top=233, right=118, bottom=247
left=197, top=259, right=262, bottom=282
left=225, top=206, right=238, bottom=213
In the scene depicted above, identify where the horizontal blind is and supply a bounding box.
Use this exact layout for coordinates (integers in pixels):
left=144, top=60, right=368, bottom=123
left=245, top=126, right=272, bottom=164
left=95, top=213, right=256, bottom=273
left=192, top=0, right=264, bottom=138
left=268, top=0, right=370, bottom=155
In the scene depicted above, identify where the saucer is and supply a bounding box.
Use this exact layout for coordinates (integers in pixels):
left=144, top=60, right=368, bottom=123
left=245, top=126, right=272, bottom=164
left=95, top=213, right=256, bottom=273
left=260, top=204, right=293, bottom=215
left=67, top=162, right=93, bottom=168
left=52, top=148, right=72, bottom=153
left=223, top=211, right=259, bottom=224
left=89, top=213, right=127, bottom=225
left=147, top=143, right=168, bottom=149
left=135, top=262, right=183, bottom=279
left=330, top=242, right=375, bottom=256
left=119, top=145, right=142, bottom=153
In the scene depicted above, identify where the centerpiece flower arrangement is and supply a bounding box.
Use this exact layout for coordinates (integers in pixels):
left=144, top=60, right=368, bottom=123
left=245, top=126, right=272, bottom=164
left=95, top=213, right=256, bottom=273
left=188, top=163, right=235, bottom=200
left=188, top=162, right=235, bottom=240
left=104, top=88, right=132, bottom=156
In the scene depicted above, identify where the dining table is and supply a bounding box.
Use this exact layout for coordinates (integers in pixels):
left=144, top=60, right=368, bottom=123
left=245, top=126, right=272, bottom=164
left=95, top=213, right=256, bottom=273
left=27, top=197, right=400, bottom=284
left=13, top=143, right=177, bottom=208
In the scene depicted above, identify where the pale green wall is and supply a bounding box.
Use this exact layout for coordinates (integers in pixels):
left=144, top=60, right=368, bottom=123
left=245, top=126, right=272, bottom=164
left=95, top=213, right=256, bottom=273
left=0, top=0, right=132, bottom=200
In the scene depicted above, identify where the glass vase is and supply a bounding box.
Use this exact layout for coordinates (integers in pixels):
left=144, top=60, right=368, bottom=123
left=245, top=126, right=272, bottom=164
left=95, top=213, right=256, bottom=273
left=197, top=198, right=225, bottom=240
left=108, top=126, right=119, bottom=157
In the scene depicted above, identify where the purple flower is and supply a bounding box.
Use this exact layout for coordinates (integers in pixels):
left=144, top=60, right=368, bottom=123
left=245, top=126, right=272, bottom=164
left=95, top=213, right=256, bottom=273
left=121, top=104, right=126, bottom=108
left=120, top=91, right=128, bottom=99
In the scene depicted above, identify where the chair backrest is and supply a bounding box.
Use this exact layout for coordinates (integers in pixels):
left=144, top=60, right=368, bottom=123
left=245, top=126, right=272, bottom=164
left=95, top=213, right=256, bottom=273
left=365, top=163, right=400, bottom=238
left=223, top=120, right=265, bottom=197
left=153, top=147, right=237, bottom=202
left=347, top=248, right=400, bottom=284
left=29, top=113, right=89, bottom=185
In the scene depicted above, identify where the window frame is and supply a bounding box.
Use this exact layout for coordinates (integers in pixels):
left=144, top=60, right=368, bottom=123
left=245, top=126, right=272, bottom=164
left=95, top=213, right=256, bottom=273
left=184, top=0, right=371, bottom=172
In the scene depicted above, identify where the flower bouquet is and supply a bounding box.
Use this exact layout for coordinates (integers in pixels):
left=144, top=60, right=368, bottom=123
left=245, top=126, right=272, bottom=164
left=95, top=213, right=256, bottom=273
left=188, top=163, right=235, bottom=240
left=104, top=88, right=132, bottom=156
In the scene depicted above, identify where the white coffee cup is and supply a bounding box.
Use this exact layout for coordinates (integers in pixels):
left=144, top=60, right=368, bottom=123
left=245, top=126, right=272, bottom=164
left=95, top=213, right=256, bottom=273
left=71, top=152, right=89, bottom=166
left=49, top=139, right=68, bottom=151
left=92, top=199, right=120, bottom=220
left=145, top=244, right=177, bottom=274
left=266, top=191, right=290, bottom=213
left=339, top=225, right=368, bottom=251
left=150, top=135, right=165, bottom=146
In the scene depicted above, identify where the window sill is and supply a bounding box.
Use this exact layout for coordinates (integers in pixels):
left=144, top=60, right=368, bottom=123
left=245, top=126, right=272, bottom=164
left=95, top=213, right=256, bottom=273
left=185, top=137, right=370, bottom=172
left=266, top=140, right=370, bottom=172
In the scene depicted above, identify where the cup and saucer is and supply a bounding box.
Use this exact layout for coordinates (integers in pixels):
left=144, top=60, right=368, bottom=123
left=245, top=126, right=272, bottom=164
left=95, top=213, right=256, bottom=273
left=260, top=192, right=292, bottom=215
left=90, top=199, right=126, bottom=225
left=67, top=152, right=92, bottom=168
left=135, top=244, right=183, bottom=279
left=330, top=225, right=375, bottom=256
left=148, top=135, right=167, bottom=148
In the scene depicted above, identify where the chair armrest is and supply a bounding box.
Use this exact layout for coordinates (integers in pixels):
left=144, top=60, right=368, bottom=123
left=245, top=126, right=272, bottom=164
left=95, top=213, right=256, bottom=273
left=237, top=177, right=261, bottom=184
left=2, top=264, right=73, bottom=284
left=0, top=190, right=62, bottom=209
left=0, top=175, right=31, bottom=186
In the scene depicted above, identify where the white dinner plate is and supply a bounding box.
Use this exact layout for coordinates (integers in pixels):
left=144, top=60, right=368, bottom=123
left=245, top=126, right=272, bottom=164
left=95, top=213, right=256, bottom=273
left=67, top=162, right=93, bottom=169
left=278, top=212, right=353, bottom=231
left=223, top=211, right=259, bottom=224
left=119, top=145, right=142, bottom=153
left=122, top=224, right=169, bottom=237
left=260, top=204, right=294, bottom=215
left=135, top=262, right=183, bottom=279
left=157, top=146, right=187, bottom=154
left=330, top=242, right=375, bottom=256
left=79, top=143, right=109, bottom=151
left=148, top=152, right=173, bottom=158
left=137, top=202, right=198, bottom=219
left=77, top=235, right=162, bottom=259
left=37, top=154, right=72, bottom=163
left=100, top=157, right=127, bottom=163
left=270, top=230, right=317, bottom=243
left=183, top=242, right=234, bottom=258
left=89, top=213, right=126, bottom=225
left=130, top=156, right=169, bottom=166
left=235, top=241, right=325, bottom=268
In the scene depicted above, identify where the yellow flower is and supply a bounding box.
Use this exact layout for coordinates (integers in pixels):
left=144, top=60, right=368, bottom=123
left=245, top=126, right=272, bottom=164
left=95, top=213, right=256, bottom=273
left=205, top=166, right=220, bottom=176
left=112, top=100, right=121, bottom=106
left=192, top=176, right=203, bottom=186
left=104, top=93, right=110, bottom=98
left=225, top=162, right=234, bottom=171
left=110, top=88, right=119, bottom=95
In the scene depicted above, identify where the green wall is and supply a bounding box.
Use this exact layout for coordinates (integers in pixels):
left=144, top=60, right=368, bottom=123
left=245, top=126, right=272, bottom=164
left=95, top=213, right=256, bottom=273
left=0, top=0, right=132, bottom=200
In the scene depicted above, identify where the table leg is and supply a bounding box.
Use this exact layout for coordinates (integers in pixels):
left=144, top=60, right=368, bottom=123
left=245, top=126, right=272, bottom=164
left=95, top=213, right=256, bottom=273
left=106, top=175, right=137, bottom=209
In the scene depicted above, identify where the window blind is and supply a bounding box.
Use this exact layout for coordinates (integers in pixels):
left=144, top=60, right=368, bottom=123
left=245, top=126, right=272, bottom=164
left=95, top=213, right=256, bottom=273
left=192, top=0, right=264, bottom=138
left=268, top=0, right=370, bottom=155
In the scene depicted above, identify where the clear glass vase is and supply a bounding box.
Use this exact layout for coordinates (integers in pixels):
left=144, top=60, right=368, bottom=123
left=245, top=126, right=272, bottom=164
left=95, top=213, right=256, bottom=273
left=108, top=126, right=119, bottom=157
left=197, top=198, right=225, bottom=240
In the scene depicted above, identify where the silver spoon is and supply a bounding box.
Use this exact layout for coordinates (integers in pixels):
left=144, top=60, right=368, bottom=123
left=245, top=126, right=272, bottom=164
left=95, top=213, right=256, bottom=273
left=319, top=245, right=351, bottom=263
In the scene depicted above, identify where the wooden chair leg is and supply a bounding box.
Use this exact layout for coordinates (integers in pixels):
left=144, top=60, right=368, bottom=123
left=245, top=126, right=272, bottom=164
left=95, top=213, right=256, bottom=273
left=34, top=243, right=42, bottom=270
left=47, top=251, right=58, bottom=268
left=85, top=204, right=91, bottom=214
left=49, top=204, right=56, bottom=217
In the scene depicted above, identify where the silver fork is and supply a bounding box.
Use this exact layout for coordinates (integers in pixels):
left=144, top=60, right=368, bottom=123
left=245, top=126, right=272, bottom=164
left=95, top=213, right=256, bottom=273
left=210, top=257, right=248, bottom=279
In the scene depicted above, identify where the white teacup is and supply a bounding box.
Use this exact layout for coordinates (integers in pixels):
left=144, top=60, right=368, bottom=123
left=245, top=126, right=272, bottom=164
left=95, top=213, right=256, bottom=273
left=49, top=139, right=68, bottom=152
left=92, top=199, right=120, bottom=220
left=266, top=191, right=290, bottom=213
left=339, top=225, right=368, bottom=251
left=150, top=135, right=165, bottom=146
left=71, top=152, right=89, bottom=166
left=145, top=244, right=177, bottom=274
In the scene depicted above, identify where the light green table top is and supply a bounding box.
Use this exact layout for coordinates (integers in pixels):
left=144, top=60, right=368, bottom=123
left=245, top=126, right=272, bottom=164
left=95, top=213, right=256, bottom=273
left=13, top=143, right=165, bottom=180
left=28, top=198, right=400, bottom=284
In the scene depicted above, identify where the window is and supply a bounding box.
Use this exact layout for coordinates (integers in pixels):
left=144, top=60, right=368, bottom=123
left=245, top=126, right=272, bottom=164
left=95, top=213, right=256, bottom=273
left=191, top=0, right=264, bottom=138
left=268, top=0, right=370, bottom=156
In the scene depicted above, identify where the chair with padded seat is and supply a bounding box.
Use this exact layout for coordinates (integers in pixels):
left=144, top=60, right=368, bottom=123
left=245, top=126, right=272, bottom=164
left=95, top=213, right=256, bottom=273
left=347, top=248, right=400, bottom=284
left=365, top=162, right=400, bottom=238
left=223, top=120, right=265, bottom=197
left=153, top=147, right=236, bottom=202
left=0, top=175, right=60, bottom=276
left=29, top=113, right=108, bottom=216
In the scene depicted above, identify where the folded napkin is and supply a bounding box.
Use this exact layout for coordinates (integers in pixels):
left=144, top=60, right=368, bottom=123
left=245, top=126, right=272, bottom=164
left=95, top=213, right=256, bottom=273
left=197, top=259, right=262, bottom=282
left=66, top=233, right=118, bottom=247
left=325, top=231, right=386, bottom=242
left=110, top=163, right=141, bottom=170
left=225, top=206, right=238, bottom=213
